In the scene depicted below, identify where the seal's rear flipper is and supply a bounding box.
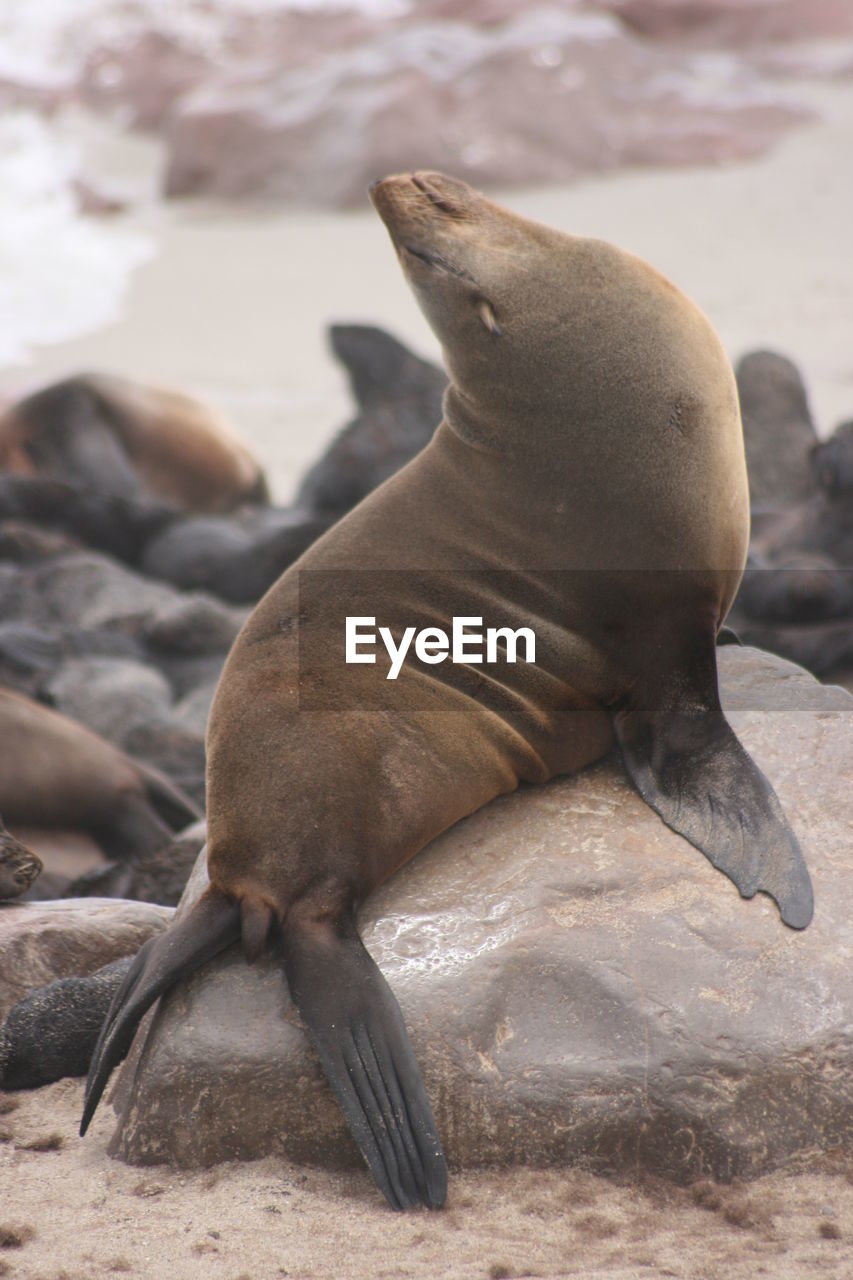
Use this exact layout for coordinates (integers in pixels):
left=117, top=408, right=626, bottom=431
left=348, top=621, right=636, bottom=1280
left=80, top=885, right=240, bottom=1135
left=281, top=910, right=447, bottom=1211
left=614, top=694, right=813, bottom=930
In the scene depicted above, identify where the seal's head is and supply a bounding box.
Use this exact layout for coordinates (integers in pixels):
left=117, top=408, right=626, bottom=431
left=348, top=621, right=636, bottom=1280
left=370, top=171, right=739, bottom=468
left=0, top=822, right=42, bottom=900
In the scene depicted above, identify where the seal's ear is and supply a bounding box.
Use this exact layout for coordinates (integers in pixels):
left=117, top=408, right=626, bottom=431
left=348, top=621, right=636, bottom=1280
left=477, top=299, right=502, bottom=337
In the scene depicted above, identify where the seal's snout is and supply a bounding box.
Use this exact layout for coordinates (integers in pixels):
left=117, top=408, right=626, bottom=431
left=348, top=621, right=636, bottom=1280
left=410, top=172, right=469, bottom=219
left=369, top=172, right=475, bottom=225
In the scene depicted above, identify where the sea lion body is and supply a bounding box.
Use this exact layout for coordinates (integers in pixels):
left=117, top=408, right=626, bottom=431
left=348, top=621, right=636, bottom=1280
left=0, top=374, right=267, bottom=514
left=208, top=177, right=747, bottom=903
left=0, top=690, right=198, bottom=863
left=83, top=173, right=812, bottom=1210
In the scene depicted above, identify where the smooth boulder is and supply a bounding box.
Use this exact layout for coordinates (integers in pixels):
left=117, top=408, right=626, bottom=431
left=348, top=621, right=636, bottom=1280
left=163, top=11, right=810, bottom=204
left=0, top=897, right=172, bottom=1020
left=107, top=647, right=852, bottom=1182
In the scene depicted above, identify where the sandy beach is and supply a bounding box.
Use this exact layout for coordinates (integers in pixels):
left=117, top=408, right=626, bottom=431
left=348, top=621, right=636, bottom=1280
left=3, top=1078, right=853, bottom=1279
left=1, top=29, right=853, bottom=1280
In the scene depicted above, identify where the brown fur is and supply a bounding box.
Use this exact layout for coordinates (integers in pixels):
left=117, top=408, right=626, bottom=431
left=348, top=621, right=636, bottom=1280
left=0, top=690, right=192, bottom=861
left=0, top=818, right=42, bottom=899
left=0, top=373, right=267, bottom=514
left=205, top=170, right=749, bottom=920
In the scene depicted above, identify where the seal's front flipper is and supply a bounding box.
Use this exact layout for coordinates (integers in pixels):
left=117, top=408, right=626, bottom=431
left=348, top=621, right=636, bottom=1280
left=614, top=693, right=813, bottom=930
left=281, top=909, right=447, bottom=1211
left=80, top=885, right=241, bottom=1135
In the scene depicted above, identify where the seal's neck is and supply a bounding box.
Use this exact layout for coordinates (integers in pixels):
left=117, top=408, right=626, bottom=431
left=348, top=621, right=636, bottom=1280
left=442, top=384, right=510, bottom=455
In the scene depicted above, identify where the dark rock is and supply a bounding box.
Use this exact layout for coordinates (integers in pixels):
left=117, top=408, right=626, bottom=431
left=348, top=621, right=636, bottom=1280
left=138, top=509, right=327, bottom=603
left=45, top=656, right=173, bottom=746
left=731, top=355, right=853, bottom=687
left=0, top=622, right=63, bottom=696
left=152, top=652, right=227, bottom=704
left=0, top=898, right=172, bottom=1021
left=170, top=679, right=220, bottom=739
left=27, top=551, right=189, bottom=633
left=0, top=956, right=133, bottom=1090
left=37, top=646, right=211, bottom=814
left=141, top=595, right=247, bottom=656
left=139, top=515, right=260, bottom=595
left=0, top=474, right=176, bottom=565
left=0, top=549, right=241, bottom=738
left=0, top=516, right=83, bottom=564
left=106, top=649, right=852, bottom=1184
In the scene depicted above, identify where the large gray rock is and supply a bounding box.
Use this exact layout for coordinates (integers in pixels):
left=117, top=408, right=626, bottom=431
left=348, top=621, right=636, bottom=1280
left=107, top=648, right=852, bottom=1181
left=0, top=898, right=173, bottom=1020
left=597, top=0, right=853, bottom=43
left=5, top=4, right=846, bottom=211
left=46, top=656, right=174, bottom=746
left=30, top=552, right=183, bottom=633
left=163, top=10, right=810, bottom=205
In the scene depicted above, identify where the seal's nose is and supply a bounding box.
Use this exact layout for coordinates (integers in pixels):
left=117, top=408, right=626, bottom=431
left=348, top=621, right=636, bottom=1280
left=411, top=172, right=468, bottom=218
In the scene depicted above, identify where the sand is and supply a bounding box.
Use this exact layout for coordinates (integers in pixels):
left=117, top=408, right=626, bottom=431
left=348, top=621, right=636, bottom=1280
left=2, top=1081, right=853, bottom=1280
left=1, top=65, right=852, bottom=1280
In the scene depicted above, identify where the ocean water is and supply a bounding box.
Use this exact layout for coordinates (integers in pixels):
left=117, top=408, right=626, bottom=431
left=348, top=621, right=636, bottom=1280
left=0, top=111, right=154, bottom=370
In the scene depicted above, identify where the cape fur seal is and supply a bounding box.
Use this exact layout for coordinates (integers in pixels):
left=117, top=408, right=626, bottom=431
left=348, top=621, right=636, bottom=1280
left=0, top=817, right=42, bottom=900
left=81, top=172, right=813, bottom=1210
left=0, top=328, right=442, bottom=604
left=0, top=690, right=199, bottom=863
left=0, top=373, right=267, bottom=513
